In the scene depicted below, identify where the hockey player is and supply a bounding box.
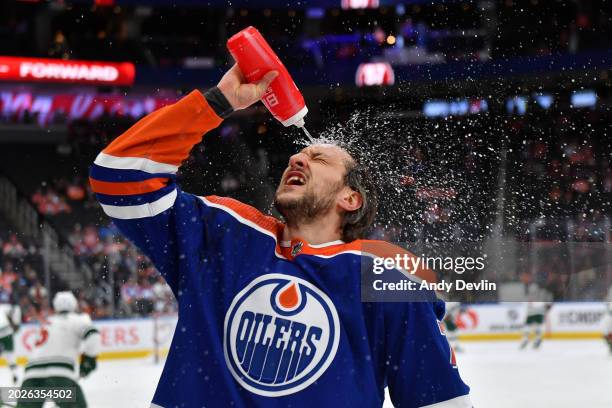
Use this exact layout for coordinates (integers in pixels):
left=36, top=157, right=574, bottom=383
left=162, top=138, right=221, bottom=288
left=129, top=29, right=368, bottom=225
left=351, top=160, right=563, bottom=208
left=604, top=302, right=612, bottom=354
left=0, top=300, right=21, bottom=383
left=519, top=301, right=552, bottom=350
left=17, top=292, right=100, bottom=408
left=443, top=302, right=463, bottom=353
left=89, top=64, right=472, bottom=407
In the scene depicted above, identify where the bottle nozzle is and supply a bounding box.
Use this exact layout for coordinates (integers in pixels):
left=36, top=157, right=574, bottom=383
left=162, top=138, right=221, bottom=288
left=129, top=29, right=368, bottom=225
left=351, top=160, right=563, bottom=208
left=281, top=106, right=308, bottom=127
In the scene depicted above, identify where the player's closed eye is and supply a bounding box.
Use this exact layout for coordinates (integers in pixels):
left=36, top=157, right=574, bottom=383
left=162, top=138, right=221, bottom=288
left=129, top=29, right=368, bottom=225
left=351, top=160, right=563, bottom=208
left=310, top=153, right=327, bottom=163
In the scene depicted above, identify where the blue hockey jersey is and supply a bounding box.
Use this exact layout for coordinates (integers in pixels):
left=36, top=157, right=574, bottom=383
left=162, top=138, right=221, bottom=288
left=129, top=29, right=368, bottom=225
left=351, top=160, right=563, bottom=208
left=89, top=90, right=471, bottom=408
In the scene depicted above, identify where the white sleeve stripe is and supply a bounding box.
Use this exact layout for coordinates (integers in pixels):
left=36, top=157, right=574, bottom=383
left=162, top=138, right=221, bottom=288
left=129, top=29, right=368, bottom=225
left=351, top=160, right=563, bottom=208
left=100, top=189, right=177, bottom=219
left=420, top=395, right=472, bottom=408
left=94, top=152, right=179, bottom=174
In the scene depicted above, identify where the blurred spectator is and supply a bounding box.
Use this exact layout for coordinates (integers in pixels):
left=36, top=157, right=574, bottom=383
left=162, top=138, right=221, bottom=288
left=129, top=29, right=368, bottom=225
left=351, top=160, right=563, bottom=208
left=32, top=187, right=72, bottom=215
left=153, top=276, right=175, bottom=313
left=66, top=177, right=87, bottom=201
left=48, top=30, right=71, bottom=59
left=3, top=234, right=26, bottom=259
left=120, top=277, right=139, bottom=315
left=0, top=261, right=18, bottom=294
left=28, top=280, right=48, bottom=309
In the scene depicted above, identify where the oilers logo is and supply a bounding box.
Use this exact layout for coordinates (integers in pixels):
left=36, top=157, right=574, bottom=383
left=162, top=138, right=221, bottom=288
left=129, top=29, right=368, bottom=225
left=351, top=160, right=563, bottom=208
left=224, top=274, right=340, bottom=397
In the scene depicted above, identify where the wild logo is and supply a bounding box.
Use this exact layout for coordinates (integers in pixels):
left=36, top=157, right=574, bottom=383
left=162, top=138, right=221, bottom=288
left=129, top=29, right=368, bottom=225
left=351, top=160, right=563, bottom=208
left=224, top=274, right=340, bottom=396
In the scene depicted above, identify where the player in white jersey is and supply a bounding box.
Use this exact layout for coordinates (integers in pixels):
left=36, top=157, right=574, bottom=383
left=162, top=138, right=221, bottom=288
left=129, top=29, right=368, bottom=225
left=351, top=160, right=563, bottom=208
left=604, top=302, right=612, bottom=354
left=0, top=301, right=21, bottom=383
left=442, top=301, right=463, bottom=352
left=519, top=301, right=552, bottom=350
left=16, top=292, right=100, bottom=408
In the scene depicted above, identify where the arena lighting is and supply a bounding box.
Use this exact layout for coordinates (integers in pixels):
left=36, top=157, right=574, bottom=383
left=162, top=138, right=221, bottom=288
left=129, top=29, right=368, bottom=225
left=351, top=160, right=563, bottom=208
left=0, top=56, right=135, bottom=86
left=534, top=93, right=553, bottom=109
left=306, top=7, right=325, bottom=19
left=423, top=98, right=488, bottom=118
left=355, top=62, right=394, bottom=86
left=470, top=99, right=488, bottom=113
left=423, top=101, right=449, bottom=117
left=341, top=0, right=380, bottom=10
left=570, top=90, right=597, bottom=108
left=506, top=96, right=528, bottom=115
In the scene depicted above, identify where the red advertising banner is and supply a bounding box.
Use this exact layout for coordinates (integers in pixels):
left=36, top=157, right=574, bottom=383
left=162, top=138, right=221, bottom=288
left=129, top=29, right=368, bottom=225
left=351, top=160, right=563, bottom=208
left=0, top=56, right=135, bottom=86
left=0, top=91, right=177, bottom=126
left=355, top=62, right=395, bottom=87
left=341, top=0, right=379, bottom=9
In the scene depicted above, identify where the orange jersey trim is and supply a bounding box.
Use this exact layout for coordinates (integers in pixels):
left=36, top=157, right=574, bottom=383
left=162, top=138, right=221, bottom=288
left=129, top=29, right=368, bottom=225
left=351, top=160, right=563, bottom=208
left=285, top=239, right=437, bottom=284
left=203, top=196, right=436, bottom=283
left=204, top=195, right=284, bottom=238
left=102, top=90, right=223, bottom=166
left=89, top=177, right=168, bottom=196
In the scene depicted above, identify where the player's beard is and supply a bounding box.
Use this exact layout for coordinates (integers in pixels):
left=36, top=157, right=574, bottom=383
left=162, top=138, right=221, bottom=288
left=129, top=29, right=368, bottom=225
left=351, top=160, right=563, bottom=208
left=273, top=182, right=340, bottom=226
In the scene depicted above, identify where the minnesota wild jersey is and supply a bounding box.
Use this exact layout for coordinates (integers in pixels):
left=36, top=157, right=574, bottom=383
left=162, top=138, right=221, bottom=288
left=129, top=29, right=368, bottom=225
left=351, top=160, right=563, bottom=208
left=23, top=312, right=99, bottom=381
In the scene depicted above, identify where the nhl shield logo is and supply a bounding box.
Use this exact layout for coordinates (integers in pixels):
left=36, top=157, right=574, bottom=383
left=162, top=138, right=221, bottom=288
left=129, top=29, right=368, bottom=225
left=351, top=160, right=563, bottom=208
left=224, top=274, right=340, bottom=397
left=291, top=241, right=303, bottom=257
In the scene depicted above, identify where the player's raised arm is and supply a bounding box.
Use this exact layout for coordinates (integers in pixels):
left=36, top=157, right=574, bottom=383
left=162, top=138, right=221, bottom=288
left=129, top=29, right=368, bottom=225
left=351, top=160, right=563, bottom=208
left=385, top=299, right=472, bottom=408
left=89, top=65, right=277, bottom=292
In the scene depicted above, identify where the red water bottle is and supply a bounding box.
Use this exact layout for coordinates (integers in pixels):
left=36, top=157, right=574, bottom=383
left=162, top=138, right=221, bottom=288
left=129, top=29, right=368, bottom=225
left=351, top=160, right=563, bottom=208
left=227, top=26, right=308, bottom=128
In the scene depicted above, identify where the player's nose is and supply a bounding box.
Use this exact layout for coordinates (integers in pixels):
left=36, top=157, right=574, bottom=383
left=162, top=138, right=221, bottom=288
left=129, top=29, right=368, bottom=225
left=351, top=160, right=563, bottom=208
left=288, top=152, right=309, bottom=171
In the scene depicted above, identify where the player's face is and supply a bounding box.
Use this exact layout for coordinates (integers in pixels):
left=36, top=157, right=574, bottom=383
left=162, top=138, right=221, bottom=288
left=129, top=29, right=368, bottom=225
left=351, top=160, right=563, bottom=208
left=274, top=144, right=354, bottom=223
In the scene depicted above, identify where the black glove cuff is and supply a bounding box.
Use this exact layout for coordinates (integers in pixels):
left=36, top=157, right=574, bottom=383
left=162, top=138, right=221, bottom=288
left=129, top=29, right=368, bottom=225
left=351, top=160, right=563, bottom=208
left=204, top=87, right=234, bottom=118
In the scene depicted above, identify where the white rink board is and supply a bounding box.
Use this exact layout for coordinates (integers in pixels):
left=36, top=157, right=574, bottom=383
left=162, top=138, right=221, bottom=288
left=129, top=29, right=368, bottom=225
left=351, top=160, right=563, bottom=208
left=547, top=302, right=608, bottom=332
left=455, top=302, right=608, bottom=336
left=6, top=302, right=608, bottom=362
left=9, top=315, right=178, bottom=361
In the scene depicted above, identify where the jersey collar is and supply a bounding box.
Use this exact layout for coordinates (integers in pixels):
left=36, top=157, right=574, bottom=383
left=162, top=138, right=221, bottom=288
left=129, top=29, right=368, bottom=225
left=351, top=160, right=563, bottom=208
left=278, top=236, right=347, bottom=260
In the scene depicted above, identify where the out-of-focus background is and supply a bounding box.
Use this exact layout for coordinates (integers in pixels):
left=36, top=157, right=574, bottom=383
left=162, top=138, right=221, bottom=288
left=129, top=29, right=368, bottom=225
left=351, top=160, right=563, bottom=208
left=0, top=0, right=610, bottom=406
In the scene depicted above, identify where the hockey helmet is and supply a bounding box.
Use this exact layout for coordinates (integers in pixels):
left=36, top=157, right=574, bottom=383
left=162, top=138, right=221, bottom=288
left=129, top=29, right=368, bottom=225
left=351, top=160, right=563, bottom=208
left=52, top=291, right=78, bottom=313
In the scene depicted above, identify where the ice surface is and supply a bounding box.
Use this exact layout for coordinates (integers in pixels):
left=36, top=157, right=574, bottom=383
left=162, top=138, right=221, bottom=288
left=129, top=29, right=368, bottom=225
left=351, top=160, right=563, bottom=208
left=385, top=340, right=611, bottom=408
left=451, top=340, right=611, bottom=408
left=0, top=359, right=161, bottom=408
left=1, top=340, right=610, bottom=407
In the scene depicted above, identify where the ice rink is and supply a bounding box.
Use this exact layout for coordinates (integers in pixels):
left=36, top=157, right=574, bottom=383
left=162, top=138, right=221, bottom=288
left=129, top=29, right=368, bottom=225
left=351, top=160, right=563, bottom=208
left=2, top=340, right=610, bottom=407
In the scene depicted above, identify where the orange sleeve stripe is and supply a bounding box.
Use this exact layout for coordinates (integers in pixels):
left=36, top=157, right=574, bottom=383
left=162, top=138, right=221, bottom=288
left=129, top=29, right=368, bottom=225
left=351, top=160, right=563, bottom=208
left=102, top=90, right=223, bottom=166
left=89, top=177, right=167, bottom=196
left=204, top=195, right=283, bottom=238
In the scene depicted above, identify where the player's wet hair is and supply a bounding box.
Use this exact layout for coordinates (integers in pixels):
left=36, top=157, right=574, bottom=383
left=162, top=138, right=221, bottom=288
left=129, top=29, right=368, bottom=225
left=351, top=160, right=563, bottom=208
left=341, top=153, right=378, bottom=242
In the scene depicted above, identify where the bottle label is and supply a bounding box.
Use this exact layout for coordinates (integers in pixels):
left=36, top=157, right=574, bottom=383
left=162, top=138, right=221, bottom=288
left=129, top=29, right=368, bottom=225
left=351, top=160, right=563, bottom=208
left=262, top=88, right=279, bottom=107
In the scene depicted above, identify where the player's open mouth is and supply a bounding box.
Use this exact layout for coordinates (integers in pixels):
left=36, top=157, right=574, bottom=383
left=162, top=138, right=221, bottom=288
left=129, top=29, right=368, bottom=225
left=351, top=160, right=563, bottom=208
left=285, top=171, right=307, bottom=186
